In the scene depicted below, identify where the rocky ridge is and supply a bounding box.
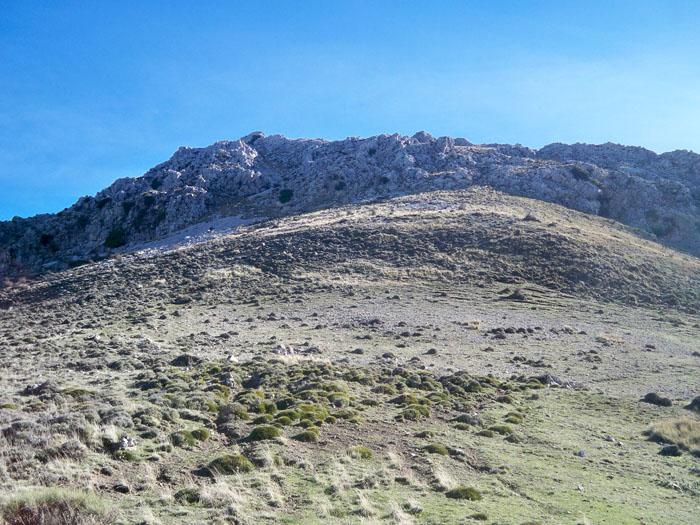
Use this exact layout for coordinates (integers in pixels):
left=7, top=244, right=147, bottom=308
left=1, top=131, right=699, bottom=276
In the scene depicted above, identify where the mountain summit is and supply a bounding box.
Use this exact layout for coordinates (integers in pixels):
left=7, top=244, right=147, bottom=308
left=1, top=132, right=699, bottom=275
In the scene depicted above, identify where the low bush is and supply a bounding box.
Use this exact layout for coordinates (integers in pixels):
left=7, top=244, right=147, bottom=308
left=445, top=486, right=482, bottom=500
left=103, top=228, right=126, bottom=249
left=171, top=430, right=196, bottom=447
left=348, top=445, right=373, bottom=459
left=293, top=429, right=319, bottom=442
left=247, top=425, right=281, bottom=441
left=174, top=488, right=200, bottom=504
left=279, top=189, right=293, bottom=203
left=191, top=428, right=210, bottom=441
left=641, top=392, right=672, bottom=407
left=424, top=443, right=449, bottom=455
left=207, top=454, right=254, bottom=474
left=489, top=425, right=514, bottom=435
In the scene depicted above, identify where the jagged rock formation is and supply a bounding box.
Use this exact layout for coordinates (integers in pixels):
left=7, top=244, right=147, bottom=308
left=1, top=131, right=699, bottom=275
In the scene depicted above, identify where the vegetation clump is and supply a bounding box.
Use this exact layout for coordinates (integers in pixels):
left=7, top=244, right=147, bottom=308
left=348, top=445, right=373, bottom=459
left=445, top=486, right=482, bottom=500
left=505, top=412, right=524, bottom=425
left=489, top=425, right=514, bottom=435
left=372, top=384, right=396, bottom=395
left=645, top=417, right=700, bottom=455
left=171, top=430, right=196, bottom=447
left=424, top=443, right=449, bottom=455
left=207, top=454, right=255, bottom=474
left=398, top=404, right=430, bottom=421
left=247, top=425, right=281, bottom=441
left=279, top=188, right=294, bottom=203
left=217, top=403, right=250, bottom=423
left=191, top=428, right=210, bottom=441
left=174, top=488, right=201, bottom=504
left=1, top=488, right=115, bottom=524
left=641, top=392, right=672, bottom=407
left=390, top=393, right=419, bottom=405
left=104, top=228, right=126, bottom=248
left=293, top=428, right=320, bottom=442
left=686, top=396, right=700, bottom=414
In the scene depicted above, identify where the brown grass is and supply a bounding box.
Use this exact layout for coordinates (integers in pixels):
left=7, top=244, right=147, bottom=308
left=646, top=417, right=700, bottom=454
left=1, top=488, right=116, bottom=525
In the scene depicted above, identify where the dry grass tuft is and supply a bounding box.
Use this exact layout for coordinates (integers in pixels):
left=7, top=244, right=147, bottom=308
left=646, top=417, right=700, bottom=454
left=0, top=487, right=116, bottom=525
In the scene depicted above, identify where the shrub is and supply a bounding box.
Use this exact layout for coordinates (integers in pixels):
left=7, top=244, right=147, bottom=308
left=390, top=393, right=418, bottom=405
left=398, top=404, right=430, bottom=421
left=191, top=428, right=210, bottom=441
left=174, top=488, right=200, bottom=504
left=279, top=189, right=293, bottom=203
left=104, top=228, right=126, bottom=248
left=348, top=445, right=373, bottom=459
left=477, top=429, right=494, bottom=437
left=465, top=381, right=483, bottom=393
left=142, top=194, right=156, bottom=207
left=570, top=165, right=592, bottom=182
left=171, top=430, right=196, bottom=447
left=489, top=425, right=514, bottom=435
left=256, top=401, right=278, bottom=415
left=372, top=385, right=396, bottom=395
left=424, top=443, right=449, bottom=455
left=686, top=396, right=700, bottom=413
left=217, top=403, right=250, bottom=423
left=276, top=416, right=293, bottom=426
left=207, top=454, right=254, bottom=474
left=39, top=233, right=54, bottom=247
left=114, top=450, right=137, bottom=462
left=641, top=392, right=672, bottom=407
left=2, top=488, right=115, bottom=524
left=333, top=409, right=357, bottom=420
left=298, top=403, right=330, bottom=420
left=247, top=425, right=281, bottom=441
left=505, top=412, right=524, bottom=425
left=445, top=486, right=482, bottom=500
left=277, top=409, right=300, bottom=420
left=293, top=429, right=319, bottom=442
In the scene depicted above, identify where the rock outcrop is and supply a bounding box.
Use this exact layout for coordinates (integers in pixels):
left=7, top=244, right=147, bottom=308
left=1, top=131, right=699, bottom=276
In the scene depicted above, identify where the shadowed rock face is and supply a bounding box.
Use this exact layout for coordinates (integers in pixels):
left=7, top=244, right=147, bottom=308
left=1, top=131, right=699, bottom=275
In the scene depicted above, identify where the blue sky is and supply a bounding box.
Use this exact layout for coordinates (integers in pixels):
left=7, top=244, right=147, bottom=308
left=1, top=1, right=700, bottom=219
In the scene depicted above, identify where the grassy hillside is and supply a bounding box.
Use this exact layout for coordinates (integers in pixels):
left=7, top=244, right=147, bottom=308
left=1, top=188, right=699, bottom=524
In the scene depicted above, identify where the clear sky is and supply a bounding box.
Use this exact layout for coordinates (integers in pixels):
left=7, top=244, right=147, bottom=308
left=2, top=1, right=700, bottom=220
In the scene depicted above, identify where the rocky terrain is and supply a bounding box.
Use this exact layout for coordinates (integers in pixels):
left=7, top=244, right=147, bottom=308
left=1, top=188, right=699, bottom=524
left=2, top=132, right=700, bottom=279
